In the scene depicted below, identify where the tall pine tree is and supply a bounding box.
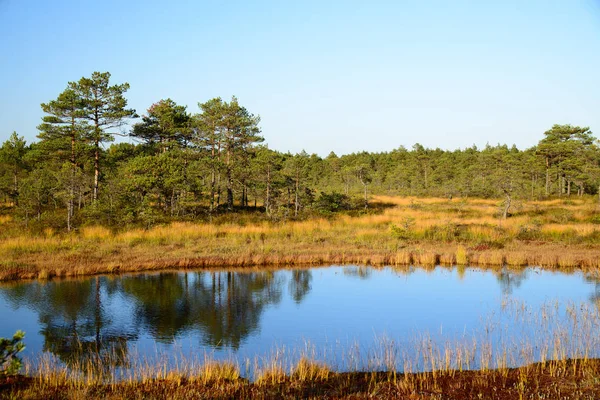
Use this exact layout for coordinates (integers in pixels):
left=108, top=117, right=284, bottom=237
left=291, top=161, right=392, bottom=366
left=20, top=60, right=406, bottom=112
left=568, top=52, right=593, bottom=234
left=70, top=72, right=136, bottom=201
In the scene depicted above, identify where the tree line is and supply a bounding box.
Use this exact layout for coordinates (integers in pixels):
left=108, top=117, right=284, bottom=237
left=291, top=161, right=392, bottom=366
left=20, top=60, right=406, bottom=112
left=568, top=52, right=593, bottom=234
left=1, top=71, right=599, bottom=231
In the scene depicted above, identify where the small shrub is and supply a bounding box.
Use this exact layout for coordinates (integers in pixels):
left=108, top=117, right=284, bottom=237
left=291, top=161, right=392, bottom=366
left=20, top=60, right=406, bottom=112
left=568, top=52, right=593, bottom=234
left=390, top=217, right=415, bottom=240
left=546, top=209, right=574, bottom=224
left=314, top=192, right=352, bottom=214
left=516, top=221, right=542, bottom=241
left=427, top=222, right=465, bottom=242
left=0, top=330, right=25, bottom=377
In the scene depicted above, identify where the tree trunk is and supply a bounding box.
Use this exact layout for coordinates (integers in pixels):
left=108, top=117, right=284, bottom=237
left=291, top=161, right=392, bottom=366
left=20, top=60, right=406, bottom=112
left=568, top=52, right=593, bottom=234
left=95, top=277, right=102, bottom=349
left=502, top=190, right=511, bottom=220
left=265, top=166, right=271, bottom=215
left=216, top=173, right=221, bottom=208
left=531, top=174, right=534, bottom=200
left=93, top=140, right=99, bottom=202
left=240, top=185, right=245, bottom=210
left=545, top=157, right=550, bottom=196
left=294, top=170, right=299, bottom=217
left=209, top=141, right=216, bottom=214
left=92, top=100, right=101, bottom=202
left=171, top=189, right=176, bottom=216
left=67, top=198, right=72, bottom=232
left=557, top=167, right=563, bottom=197
left=13, top=168, right=18, bottom=206
left=286, top=187, right=291, bottom=218
left=226, top=168, right=233, bottom=211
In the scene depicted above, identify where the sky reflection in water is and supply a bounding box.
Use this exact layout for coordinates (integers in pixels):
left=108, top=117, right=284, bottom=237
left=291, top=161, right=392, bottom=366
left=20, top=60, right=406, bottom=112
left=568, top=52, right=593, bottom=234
left=1, top=266, right=599, bottom=372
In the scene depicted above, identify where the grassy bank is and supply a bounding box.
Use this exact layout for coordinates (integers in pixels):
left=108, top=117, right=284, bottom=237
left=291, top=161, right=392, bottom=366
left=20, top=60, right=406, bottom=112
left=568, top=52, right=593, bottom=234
left=3, top=358, right=600, bottom=399
left=1, top=196, right=600, bottom=281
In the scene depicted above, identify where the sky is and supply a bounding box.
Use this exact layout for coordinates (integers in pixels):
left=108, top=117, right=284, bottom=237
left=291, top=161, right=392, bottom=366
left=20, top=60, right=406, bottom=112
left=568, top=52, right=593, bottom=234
left=1, top=0, right=599, bottom=156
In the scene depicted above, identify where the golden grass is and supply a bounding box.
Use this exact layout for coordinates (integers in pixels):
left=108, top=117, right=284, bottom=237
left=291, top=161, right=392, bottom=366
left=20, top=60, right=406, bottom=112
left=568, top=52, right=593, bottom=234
left=0, top=195, right=599, bottom=281
left=472, top=251, right=504, bottom=266
left=414, top=252, right=438, bottom=266
left=455, top=246, right=468, bottom=265
left=505, top=252, right=528, bottom=266
left=291, top=357, right=331, bottom=382
left=7, top=359, right=600, bottom=399
left=199, top=361, right=240, bottom=383
left=438, top=252, right=455, bottom=265
left=81, top=226, right=112, bottom=240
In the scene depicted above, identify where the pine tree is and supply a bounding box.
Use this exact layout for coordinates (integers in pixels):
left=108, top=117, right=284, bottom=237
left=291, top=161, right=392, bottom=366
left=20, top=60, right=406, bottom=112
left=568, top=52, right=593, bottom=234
left=70, top=72, right=136, bottom=201
left=38, top=88, right=90, bottom=229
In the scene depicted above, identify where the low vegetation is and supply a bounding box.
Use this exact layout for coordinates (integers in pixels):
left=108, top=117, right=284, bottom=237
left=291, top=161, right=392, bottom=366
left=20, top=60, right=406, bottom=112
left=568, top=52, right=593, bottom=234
left=0, top=195, right=600, bottom=281
left=3, top=358, right=600, bottom=399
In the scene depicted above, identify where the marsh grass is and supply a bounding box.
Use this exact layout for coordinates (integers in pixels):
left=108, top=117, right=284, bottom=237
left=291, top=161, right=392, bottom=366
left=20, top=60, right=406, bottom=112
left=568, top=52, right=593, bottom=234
left=1, top=196, right=600, bottom=281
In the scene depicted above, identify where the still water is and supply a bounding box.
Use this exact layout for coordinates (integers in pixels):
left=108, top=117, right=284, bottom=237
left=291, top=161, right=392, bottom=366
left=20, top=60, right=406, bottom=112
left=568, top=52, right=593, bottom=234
left=1, top=266, right=599, bottom=373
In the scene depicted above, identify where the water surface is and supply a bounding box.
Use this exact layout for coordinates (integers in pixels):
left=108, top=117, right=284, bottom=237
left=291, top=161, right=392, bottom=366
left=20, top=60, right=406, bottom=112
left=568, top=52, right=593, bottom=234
left=1, top=265, right=599, bottom=373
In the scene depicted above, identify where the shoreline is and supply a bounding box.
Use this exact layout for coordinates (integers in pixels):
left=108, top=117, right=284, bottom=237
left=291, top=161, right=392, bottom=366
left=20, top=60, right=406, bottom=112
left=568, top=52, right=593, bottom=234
left=1, top=241, right=600, bottom=283
left=3, top=358, right=600, bottom=399
left=1, top=196, right=599, bottom=282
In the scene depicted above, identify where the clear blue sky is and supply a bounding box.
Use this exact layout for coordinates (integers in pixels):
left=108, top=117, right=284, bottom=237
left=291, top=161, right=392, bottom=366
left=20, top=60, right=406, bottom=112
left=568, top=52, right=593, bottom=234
left=1, top=0, right=599, bottom=156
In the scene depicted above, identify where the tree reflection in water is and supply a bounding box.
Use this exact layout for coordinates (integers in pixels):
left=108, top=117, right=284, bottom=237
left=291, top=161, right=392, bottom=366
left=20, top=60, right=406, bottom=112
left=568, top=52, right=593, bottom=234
left=120, top=271, right=285, bottom=348
left=2, top=266, right=600, bottom=373
left=585, top=274, right=600, bottom=312
left=496, top=268, right=529, bottom=295
left=1, top=277, right=134, bottom=369
left=0, top=269, right=307, bottom=365
left=288, top=270, right=312, bottom=303
left=343, top=266, right=372, bottom=279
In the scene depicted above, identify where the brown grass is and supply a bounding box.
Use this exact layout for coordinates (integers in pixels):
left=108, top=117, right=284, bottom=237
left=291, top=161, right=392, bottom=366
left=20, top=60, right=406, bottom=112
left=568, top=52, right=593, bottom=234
left=4, top=358, right=600, bottom=399
left=0, top=195, right=599, bottom=282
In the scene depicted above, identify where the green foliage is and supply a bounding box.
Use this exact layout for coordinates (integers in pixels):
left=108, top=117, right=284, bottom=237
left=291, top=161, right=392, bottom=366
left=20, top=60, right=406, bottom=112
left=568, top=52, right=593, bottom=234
left=0, top=330, right=25, bottom=377
left=3, top=72, right=600, bottom=231
left=132, top=99, right=191, bottom=152
left=589, top=214, right=600, bottom=225
left=516, top=221, right=543, bottom=241
left=546, top=209, right=575, bottom=224
left=314, top=192, right=352, bottom=214
left=390, top=217, right=416, bottom=240
left=0, top=132, right=28, bottom=203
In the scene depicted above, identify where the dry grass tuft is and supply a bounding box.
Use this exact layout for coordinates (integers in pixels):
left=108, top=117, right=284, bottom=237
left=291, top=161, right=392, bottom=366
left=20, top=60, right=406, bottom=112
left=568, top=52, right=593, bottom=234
left=414, top=252, right=438, bottom=266
left=439, top=253, right=455, bottom=265
left=455, top=246, right=468, bottom=265
left=505, top=252, right=528, bottom=266
left=291, top=357, right=331, bottom=381
left=199, top=361, right=240, bottom=383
